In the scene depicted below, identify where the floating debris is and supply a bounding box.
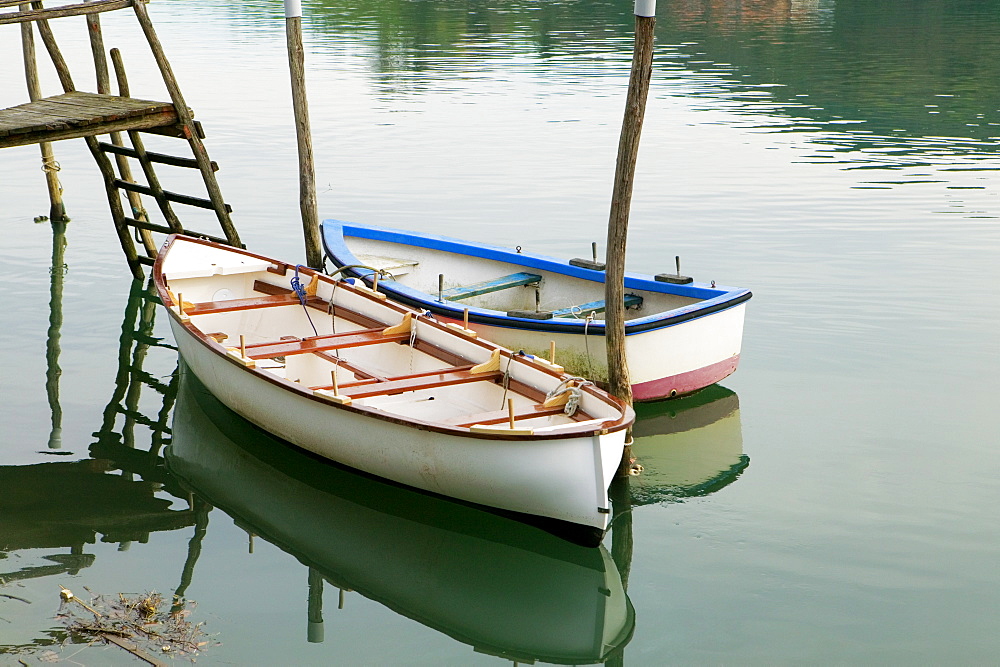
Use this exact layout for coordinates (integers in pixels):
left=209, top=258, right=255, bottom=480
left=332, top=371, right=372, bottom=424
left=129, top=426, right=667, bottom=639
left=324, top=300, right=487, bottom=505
left=57, top=586, right=217, bottom=663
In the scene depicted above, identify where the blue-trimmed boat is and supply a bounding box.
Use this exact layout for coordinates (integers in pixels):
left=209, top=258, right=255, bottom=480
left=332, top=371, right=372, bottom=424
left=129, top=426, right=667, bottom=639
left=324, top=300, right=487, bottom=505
left=321, top=220, right=752, bottom=402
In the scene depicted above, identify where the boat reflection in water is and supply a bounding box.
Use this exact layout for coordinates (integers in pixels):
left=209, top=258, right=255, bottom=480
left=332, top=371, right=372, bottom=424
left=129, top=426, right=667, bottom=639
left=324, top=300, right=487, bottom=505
left=166, top=371, right=635, bottom=664
left=629, top=385, right=748, bottom=505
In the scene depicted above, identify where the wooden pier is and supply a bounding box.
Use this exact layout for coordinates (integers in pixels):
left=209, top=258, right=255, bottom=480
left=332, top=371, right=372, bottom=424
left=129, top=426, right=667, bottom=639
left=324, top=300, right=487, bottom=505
left=0, top=91, right=181, bottom=148
left=1, top=0, right=241, bottom=278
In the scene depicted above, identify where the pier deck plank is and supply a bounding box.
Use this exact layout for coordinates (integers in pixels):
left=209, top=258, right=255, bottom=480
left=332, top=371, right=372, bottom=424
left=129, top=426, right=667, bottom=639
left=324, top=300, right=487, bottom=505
left=0, top=91, right=181, bottom=148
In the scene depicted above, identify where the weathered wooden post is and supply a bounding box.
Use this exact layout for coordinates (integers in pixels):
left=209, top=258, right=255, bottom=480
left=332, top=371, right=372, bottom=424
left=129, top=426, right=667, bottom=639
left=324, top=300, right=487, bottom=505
left=606, top=0, right=656, bottom=472
left=19, top=3, right=66, bottom=222
left=284, top=0, right=323, bottom=269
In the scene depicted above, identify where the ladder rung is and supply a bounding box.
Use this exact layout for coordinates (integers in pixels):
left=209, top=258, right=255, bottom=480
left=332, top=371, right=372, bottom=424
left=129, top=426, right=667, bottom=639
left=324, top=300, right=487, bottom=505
left=113, top=179, right=232, bottom=212
left=136, top=254, right=155, bottom=266
left=97, top=141, right=218, bottom=171
left=123, top=217, right=231, bottom=245
left=141, top=119, right=204, bottom=139
left=122, top=217, right=180, bottom=235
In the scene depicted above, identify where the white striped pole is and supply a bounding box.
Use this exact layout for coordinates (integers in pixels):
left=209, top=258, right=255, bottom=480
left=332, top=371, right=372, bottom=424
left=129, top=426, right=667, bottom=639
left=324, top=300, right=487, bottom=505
left=285, top=0, right=323, bottom=268
left=606, top=0, right=656, bottom=469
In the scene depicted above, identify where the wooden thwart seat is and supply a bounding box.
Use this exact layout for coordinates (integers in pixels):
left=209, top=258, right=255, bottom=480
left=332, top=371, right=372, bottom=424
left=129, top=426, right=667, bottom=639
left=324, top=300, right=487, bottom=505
left=185, top=280, right=322, bottom=316
left=325, top=364, right=476, bottom=390
left=187, top=291, right=303, bottom=315
left=442, top=272, right=542, bottom=301
left=442, top=404, right=572, bottom=427
left=549, top=293, right=643, bottom=318
left=246, top=329, right=409, bottom=360
left=339, top=367, right=503, bottom=399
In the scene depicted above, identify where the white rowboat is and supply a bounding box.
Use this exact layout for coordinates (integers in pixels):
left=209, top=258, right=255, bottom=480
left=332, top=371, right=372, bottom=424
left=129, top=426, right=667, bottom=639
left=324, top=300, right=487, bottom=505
left=166, top=373, right=635, bottom=663
left=154, top=235, right=633, bottom=545
left=321, top=220, right=752, bottom=401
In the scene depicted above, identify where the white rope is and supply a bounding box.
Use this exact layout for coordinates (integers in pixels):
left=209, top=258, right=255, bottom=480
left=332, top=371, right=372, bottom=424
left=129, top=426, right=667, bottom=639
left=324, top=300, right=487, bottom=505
left=545, top=376, right=593, bottom=416
left=408, top=312, right=419, bottom=372
left=41, top=155, right=61, bottom=173
left=583, top=311, right=596, bottom=380
left=499, top=355, right=513, bottom=410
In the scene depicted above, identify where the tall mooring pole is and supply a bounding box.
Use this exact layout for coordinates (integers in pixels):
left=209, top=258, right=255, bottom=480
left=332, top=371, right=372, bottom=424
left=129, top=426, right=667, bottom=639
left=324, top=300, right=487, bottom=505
left=606, top=0, right=656, bottom=408
left=284, top=0, right=323, bottom=269
left=606, top=0, right=655, bottom=474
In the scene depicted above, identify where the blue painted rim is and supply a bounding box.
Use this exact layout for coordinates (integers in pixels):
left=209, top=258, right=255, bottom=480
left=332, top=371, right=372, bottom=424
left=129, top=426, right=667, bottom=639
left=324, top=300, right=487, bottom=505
left=320, top=219, right=752, bottom=335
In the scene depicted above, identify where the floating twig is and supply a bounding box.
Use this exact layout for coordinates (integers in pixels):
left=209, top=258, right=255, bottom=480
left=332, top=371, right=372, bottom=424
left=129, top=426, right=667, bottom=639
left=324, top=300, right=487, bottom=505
left=59, top=586, right=102, bottom=617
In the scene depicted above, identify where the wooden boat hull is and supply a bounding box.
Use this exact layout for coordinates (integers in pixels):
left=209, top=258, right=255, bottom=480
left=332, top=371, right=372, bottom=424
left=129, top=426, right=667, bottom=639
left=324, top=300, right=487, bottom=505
left=321, top=220, right=751, bottom=401
left=167, top=373, right=635, bottom=664
left=155, top=236, right=632, bottom=544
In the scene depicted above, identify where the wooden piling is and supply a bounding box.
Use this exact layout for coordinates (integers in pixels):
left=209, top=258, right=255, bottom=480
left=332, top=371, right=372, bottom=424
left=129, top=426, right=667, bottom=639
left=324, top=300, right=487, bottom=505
left=84, top=0, right=110, bottom=94
left=605, top=0, right=656, bottom=408
left=31, top=1, right=76, bottom=93
left=607, top=0, right=655, bottom=474
left=109, top=48, right=158, bottom=255
left=284, top=0, right=323, bottom=269
left=20, top=3, right=66, bottom=221
left=132, top=0, right=241, bottom=248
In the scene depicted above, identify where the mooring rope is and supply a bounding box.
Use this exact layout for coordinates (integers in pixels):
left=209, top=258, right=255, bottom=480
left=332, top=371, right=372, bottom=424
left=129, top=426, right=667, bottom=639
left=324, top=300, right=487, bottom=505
left=583, top=311, right=596, bottom=381
left=324, top=263, right=395, bottom=283
left=291, top=265, right=319, bottom=337
left=545, top=375, right=593, bottom=416
left=499, top=354, right=513, bottom=410
left=41, top=155, right=61, bottom=174
left=326, top=280, right=340, bottom=357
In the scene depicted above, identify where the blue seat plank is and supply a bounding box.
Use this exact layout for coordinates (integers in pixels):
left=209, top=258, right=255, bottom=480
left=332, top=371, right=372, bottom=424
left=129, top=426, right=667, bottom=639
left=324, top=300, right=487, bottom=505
left=550, top=294, right=643, bottom=318
left=442, top=272, right=542, bottom=301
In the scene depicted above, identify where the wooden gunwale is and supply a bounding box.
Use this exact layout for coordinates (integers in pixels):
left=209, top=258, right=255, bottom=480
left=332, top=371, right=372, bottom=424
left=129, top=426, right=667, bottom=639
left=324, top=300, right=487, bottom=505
left=155, top=235, right=631, bottom=440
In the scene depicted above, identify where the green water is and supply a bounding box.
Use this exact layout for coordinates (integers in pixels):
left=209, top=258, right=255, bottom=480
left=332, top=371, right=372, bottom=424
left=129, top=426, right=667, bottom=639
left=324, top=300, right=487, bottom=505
left=2, top=0, right=999, bottom=663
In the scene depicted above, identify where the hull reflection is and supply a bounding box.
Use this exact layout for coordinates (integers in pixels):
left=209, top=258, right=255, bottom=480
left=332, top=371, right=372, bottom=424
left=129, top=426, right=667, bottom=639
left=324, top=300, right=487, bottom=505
left=166, top=372, right=634, bottom=664
left=630, top=385, right=748, bottom=505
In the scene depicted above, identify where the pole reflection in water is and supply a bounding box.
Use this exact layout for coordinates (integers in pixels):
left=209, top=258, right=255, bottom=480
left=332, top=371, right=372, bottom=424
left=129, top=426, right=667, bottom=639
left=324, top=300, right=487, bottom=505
left=1, top=280, right=197, bottom=656
left=606, top=474, right=632, bottom=667
left=629, top=385, right=748, bottom=505
left=44, top=219, right=67, bottom=450
left=166, top=370, right=636, bottom=664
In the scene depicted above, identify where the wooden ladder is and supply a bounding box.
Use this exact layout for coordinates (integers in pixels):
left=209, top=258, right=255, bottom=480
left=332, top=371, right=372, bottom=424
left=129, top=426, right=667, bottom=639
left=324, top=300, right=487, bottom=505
left=0, top=0, right=242, bottom=278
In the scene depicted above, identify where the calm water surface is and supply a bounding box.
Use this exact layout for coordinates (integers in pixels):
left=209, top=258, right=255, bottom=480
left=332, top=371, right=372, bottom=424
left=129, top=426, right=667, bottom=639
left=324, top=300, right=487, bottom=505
left=2, top=0, right=999, bottom=663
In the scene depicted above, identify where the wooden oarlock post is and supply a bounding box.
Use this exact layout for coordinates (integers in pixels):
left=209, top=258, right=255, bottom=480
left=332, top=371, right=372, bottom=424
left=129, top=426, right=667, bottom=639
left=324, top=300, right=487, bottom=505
left=284, top=0, right=323, bottom=269
left=606, top=0, right=656, bottom=471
